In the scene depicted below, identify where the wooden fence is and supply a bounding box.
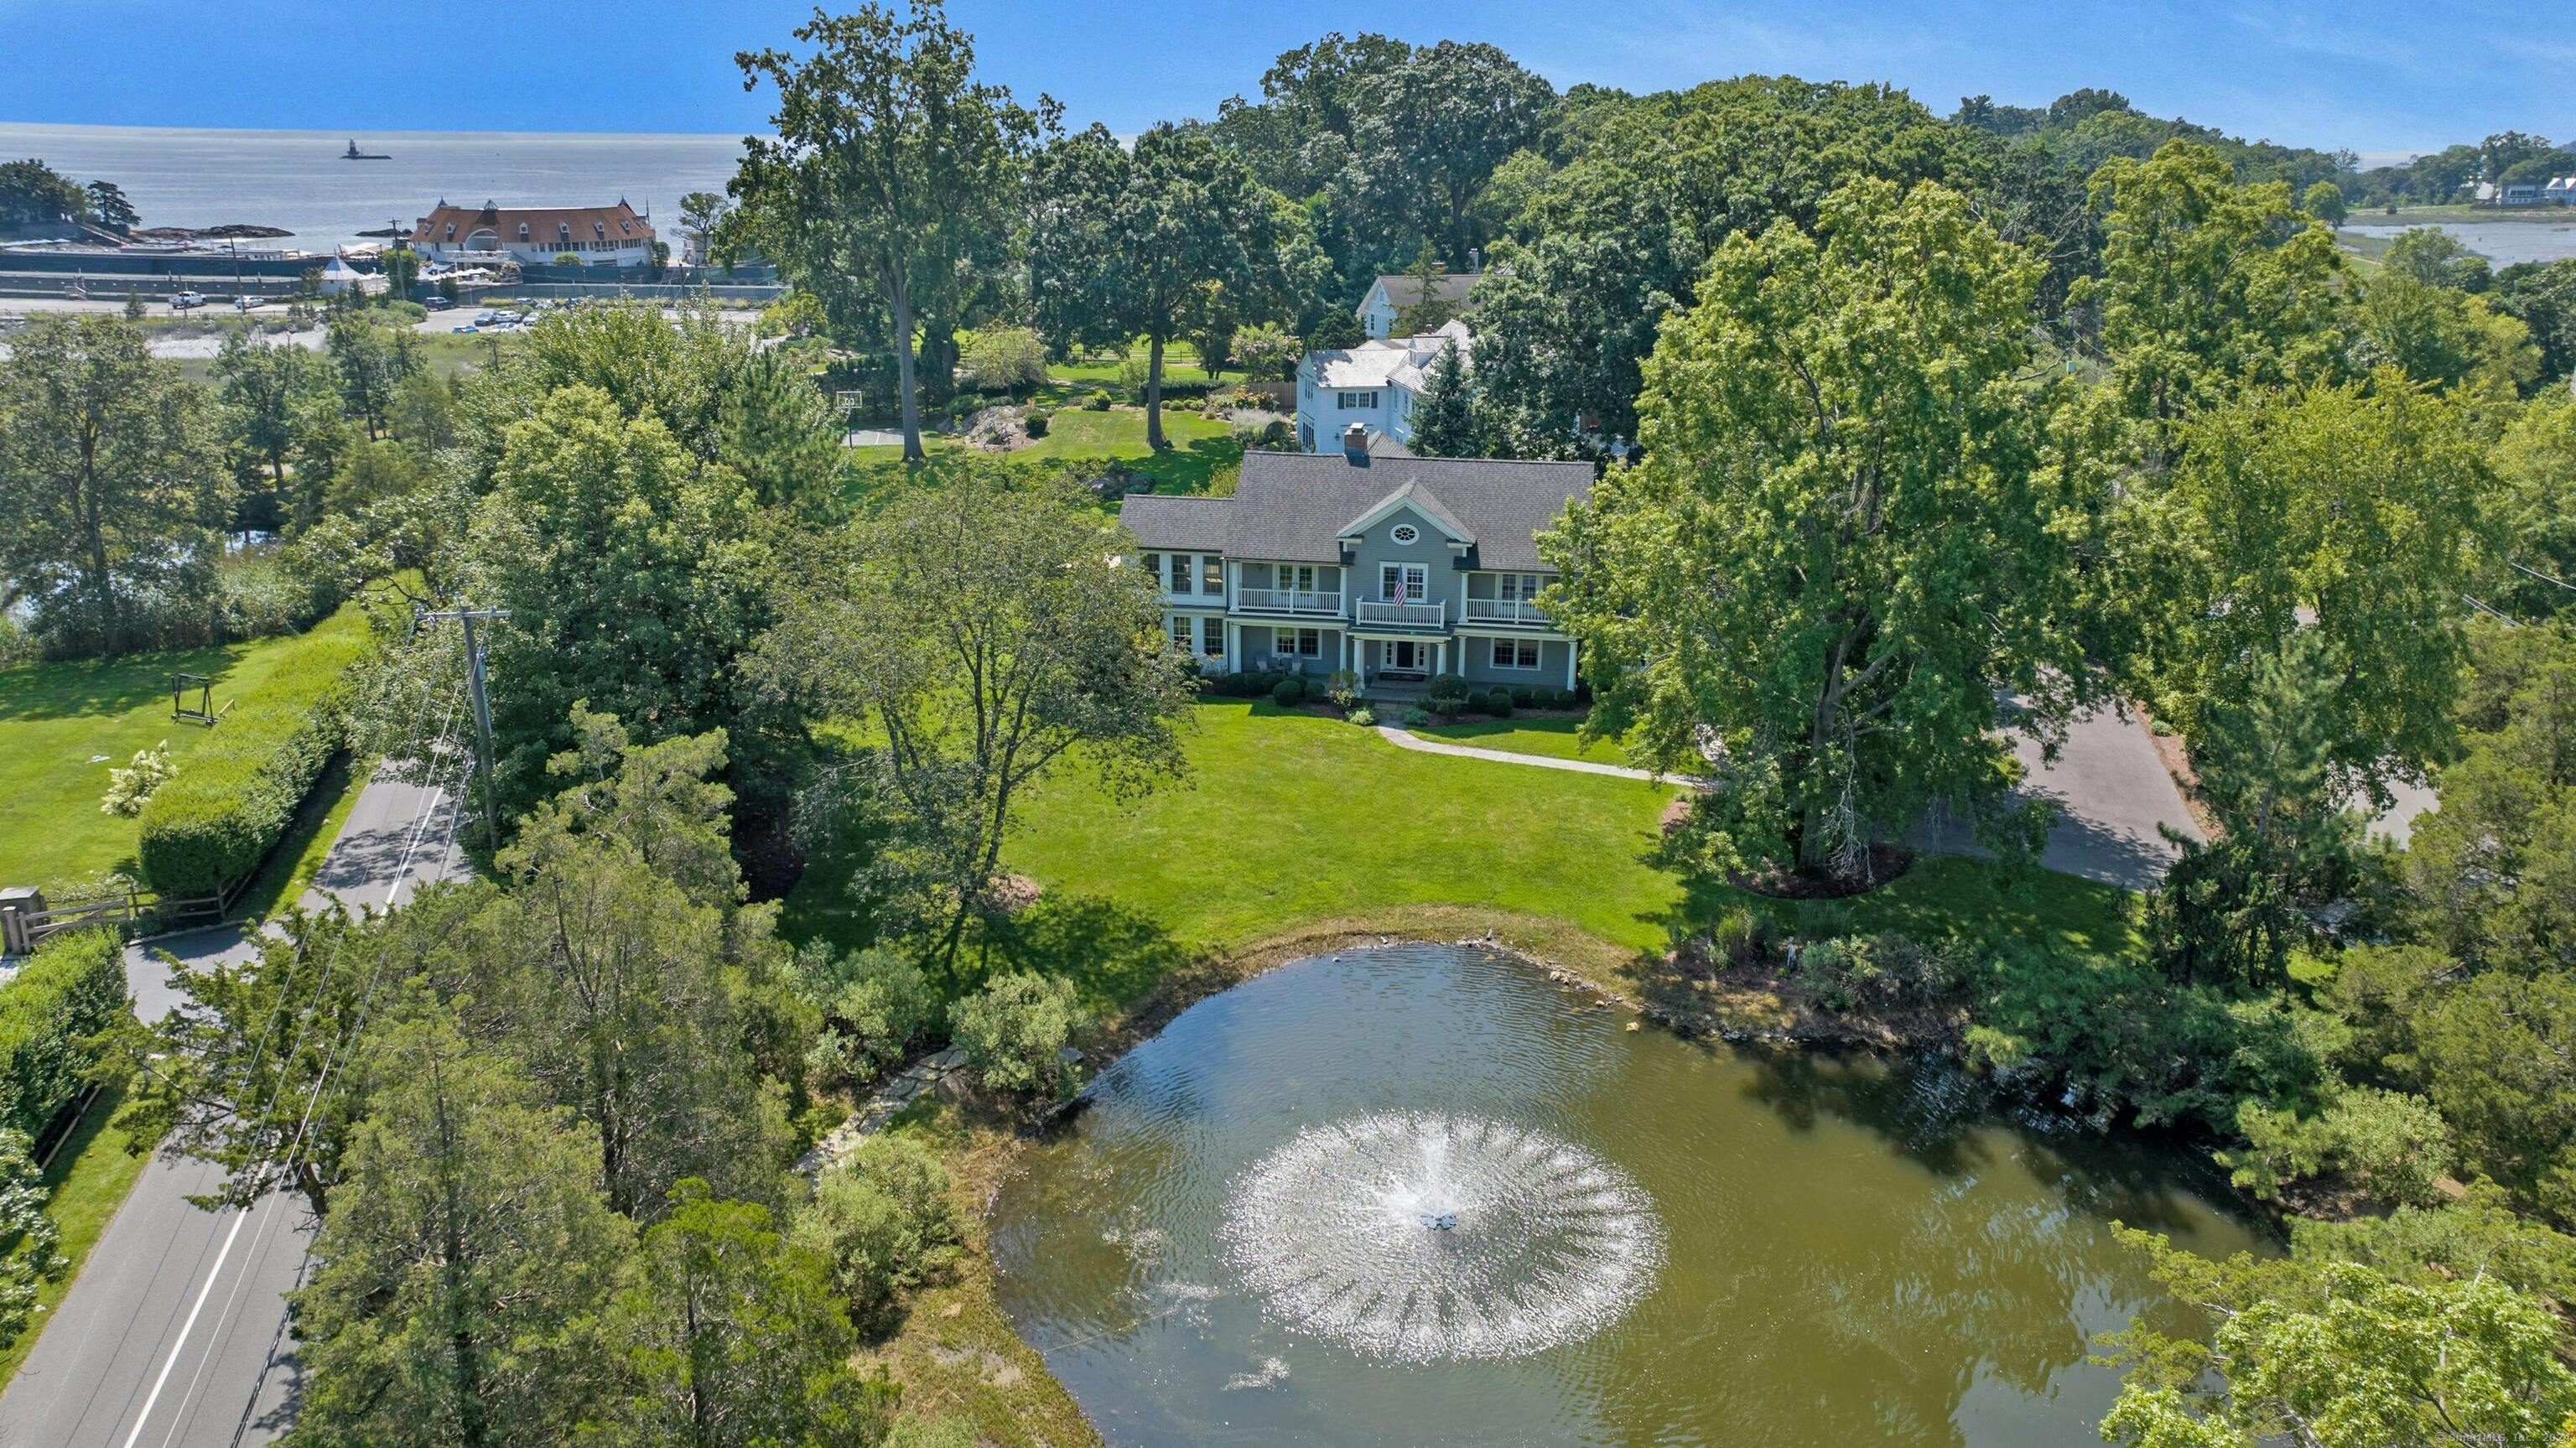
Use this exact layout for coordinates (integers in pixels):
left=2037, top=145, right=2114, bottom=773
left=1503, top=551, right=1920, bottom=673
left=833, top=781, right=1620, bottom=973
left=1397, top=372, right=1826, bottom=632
left=0, top=881, right=233, bottom=955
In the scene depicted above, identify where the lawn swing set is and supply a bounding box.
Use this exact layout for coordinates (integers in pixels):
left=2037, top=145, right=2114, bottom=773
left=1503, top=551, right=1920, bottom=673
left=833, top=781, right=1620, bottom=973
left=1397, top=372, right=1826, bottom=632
left=171, top=672, right=235, bottom=728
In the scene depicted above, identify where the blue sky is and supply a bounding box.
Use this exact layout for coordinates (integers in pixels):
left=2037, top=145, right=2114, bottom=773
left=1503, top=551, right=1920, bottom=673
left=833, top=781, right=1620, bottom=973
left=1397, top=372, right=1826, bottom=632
left=0, top=0, right=2564, bottom=158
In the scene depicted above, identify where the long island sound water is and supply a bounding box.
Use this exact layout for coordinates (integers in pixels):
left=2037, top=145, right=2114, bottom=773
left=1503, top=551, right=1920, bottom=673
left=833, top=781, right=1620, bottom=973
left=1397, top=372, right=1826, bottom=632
left=0, top=122, right=745, bottom=251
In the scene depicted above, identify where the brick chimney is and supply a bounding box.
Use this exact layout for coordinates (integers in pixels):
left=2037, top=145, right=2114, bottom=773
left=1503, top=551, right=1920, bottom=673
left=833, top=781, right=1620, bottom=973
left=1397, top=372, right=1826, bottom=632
left=1343, top=423, right=1369, bottom=463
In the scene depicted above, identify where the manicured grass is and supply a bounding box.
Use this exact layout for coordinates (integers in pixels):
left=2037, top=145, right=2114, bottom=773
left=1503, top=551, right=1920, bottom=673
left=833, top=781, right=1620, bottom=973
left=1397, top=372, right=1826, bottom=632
left=776, top=702, right=2139, bottom=1010
left=785, top=700, right=2139, bottom=1020
left=0, top=601, right=375, bottom=893
left=1419, top=715, right=1632, bottom=767
left=842, top=407, right=1246, bottom=511
left=1003, top=702, right=1688, bottom=983
left=0, top=1081, right=152, bottom=1393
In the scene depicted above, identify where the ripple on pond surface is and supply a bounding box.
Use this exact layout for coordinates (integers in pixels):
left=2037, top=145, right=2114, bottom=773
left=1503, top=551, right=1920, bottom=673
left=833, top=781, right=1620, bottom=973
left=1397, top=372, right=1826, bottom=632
left=1223, top=1111, right=1663, bottom=1362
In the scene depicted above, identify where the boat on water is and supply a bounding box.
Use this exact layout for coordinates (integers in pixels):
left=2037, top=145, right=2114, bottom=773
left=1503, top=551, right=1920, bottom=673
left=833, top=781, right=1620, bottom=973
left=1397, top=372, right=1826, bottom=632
left=341, top=140, right=392, bottom=161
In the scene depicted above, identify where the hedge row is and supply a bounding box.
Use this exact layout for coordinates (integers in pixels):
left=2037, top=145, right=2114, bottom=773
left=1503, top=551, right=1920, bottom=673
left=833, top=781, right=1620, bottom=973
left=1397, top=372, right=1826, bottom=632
left=137, top=606, right=372, bottom=897
left=0, top=926, right=127, bottom=1138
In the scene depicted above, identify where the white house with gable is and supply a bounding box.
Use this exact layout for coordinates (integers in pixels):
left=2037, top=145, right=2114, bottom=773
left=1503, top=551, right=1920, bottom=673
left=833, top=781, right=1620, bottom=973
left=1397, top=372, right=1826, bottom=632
left=1294, top=318, right=1472, bottom=455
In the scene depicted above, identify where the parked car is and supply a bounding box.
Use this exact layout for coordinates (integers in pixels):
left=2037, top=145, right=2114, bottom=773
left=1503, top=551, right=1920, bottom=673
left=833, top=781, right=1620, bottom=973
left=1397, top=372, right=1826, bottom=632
left=423, top=296, right=454, bottom=311
left=231, top=295, right=258, bottom=311
left=451, top=324, right=480, bottom=334
left=472, top=309, right=501, bottom=325
left=169, top=290, right=206, bottom=309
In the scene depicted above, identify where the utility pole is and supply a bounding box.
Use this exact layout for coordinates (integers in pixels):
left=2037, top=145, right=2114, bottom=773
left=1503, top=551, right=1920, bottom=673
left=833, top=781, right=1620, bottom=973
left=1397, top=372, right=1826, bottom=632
left=417, top=605, right=511, bottom=850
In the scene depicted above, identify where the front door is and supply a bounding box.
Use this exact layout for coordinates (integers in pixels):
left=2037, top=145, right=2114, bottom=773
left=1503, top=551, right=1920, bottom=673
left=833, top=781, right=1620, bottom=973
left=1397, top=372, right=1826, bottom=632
left=1386, top=641, right=1422, bottom=673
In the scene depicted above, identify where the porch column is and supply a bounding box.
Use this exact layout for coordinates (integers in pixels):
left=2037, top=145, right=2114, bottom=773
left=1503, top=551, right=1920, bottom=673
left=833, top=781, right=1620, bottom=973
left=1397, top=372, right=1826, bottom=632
left=1565, top=639, right=1577, bottom=689
left=1433, top=639, right=1444, bottom=677
left=1227, top=620, right=1240, bottom=673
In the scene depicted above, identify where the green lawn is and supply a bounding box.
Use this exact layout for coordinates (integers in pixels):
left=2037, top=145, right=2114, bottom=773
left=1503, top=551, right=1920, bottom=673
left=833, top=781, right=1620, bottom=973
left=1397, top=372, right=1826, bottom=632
left=0, top=1082, right=152, bottom=1393
left=0, top=601, right=375, bottom=892
left=786, top=701, right=2140, bottom=1009
left=1420, top=716, right=1632, bottom=767
left=844, top=405, right=1245, bottom=509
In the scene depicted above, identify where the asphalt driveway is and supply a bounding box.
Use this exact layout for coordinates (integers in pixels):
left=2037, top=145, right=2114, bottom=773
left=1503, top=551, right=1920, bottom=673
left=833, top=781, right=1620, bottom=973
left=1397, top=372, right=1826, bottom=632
left=1914, top=699, right=2202, bottom=890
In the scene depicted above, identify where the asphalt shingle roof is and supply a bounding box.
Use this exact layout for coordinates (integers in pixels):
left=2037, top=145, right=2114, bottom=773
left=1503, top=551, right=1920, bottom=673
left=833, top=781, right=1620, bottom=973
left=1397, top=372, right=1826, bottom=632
left=1219, top=451, right=1592, bottom=572
left=1370, top=272, right=1482, bottom=309
left=1117, top=494, right=1233, bottom=552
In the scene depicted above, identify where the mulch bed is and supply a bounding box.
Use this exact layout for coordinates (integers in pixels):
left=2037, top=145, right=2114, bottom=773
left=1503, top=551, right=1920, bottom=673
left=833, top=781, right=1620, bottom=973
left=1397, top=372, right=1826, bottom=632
left=1727, top=843, right=1915, bottom=899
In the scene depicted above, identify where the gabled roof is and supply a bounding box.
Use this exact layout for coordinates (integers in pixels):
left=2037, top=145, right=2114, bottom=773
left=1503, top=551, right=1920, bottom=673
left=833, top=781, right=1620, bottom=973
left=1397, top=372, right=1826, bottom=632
left=1223, top=451, right=1591, bottom=572
left=1337, top=480, right=1471, bottom=546
left=1365, top=272, right=1482, bottom=312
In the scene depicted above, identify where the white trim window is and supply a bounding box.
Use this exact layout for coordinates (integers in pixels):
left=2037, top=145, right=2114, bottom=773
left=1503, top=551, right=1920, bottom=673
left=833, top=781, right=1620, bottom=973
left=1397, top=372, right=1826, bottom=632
left=1492, top=637, right=1541, bottom=670
left=1166, top=553, right=1195, bottom=594
left=1496, top=573, right=1545, bottom=603
left=1337, top=390, right=1379, bottom=409
left=1202, top=618, right=1225, bottom=657
left=1277, top=563, right=1317, bottom=592
left=1200, top=555, right=1224, bottom=594
left=1140, top=553, right=1163, bottom=590
left=1275, top=628, right=1322, bottom=658
left=1380, top=563, right=1427, bottom=602
left=1171, top=617, right=1194, bottom=651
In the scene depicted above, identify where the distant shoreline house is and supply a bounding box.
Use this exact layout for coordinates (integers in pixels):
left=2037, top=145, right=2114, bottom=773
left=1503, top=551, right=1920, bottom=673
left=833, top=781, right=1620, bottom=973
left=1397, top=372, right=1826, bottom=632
left=1119, top=435, right=1587, bottom=695
left=1295, top=318, right=1472, bottom=455
left=409, top=200, right=656, bottom=268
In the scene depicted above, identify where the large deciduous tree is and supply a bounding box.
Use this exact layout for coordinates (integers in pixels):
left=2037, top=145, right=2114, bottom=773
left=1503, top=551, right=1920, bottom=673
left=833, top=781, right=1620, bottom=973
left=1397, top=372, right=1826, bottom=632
left=467, top=385, right=767, bottom=825
left=0, top=313, right=231, bottom=653
left=2101, top=1230, right=2576, bottom=1448
left=1545, top=179, right=2088, bottom=876
left=1340, top=40, right=1555, bottom=267
left=2072, top=140, right=2347, bottom=467
left=752, top=467, right=1192, bottom=971
left=210, top=330, right=333, bottom=494
left=730, top=2, right=1039, bottom=463
left=1029, top=122, right=1277, bottom=449
left=1470, top=77, right=1977, bottom=447
left=2129, top=373, right=2490, bottom=785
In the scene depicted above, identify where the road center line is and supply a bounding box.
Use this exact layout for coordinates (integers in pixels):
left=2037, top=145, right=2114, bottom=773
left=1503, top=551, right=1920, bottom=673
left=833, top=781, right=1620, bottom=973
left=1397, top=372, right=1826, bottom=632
left=117, top=1201, right=252, bottom=1448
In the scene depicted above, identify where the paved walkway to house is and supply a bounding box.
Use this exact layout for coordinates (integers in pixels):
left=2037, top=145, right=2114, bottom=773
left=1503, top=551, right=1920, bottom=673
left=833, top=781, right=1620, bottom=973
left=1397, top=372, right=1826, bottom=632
left=1374, top=725, right=1672, bottom=782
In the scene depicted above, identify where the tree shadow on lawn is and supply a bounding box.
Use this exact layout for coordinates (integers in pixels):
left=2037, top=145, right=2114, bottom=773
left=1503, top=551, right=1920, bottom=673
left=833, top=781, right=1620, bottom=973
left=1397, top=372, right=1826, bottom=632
left=0, top=639, right=251, bottom=724
left=980, top=890, right=1197, bottom=1014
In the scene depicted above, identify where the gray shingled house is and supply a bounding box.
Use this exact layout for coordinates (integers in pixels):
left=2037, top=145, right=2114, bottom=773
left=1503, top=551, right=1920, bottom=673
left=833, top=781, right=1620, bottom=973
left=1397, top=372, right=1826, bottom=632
left=1119, top=428, right=1590, bottom=693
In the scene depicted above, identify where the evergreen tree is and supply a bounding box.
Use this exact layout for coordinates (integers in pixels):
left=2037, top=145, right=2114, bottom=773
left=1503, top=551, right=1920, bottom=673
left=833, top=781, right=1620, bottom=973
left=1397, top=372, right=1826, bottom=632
left=1408, top=339, right=1479, bottom=456
left=598, top=1180, right=896, bottom=1447
left=293, top=1012, right=634, bottom=1448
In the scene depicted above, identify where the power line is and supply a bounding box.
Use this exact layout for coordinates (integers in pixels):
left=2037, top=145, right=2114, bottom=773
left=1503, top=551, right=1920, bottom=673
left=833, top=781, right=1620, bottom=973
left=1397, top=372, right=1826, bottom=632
left=415, top=606, right=511, bottom=852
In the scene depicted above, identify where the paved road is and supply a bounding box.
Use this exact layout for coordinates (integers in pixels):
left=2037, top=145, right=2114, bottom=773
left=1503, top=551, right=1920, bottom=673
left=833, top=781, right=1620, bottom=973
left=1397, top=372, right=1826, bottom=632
left=1917, top=699, right=2204, bottom=890
left=0, top=764, right=461, bottom=1448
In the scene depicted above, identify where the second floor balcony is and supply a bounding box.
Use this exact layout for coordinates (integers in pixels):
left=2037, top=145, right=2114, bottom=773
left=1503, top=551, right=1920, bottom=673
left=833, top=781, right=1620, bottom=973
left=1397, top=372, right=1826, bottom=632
left=1234, top=586, right=1343, bottom=616
left=1353, top=596, right=1447, bottom=629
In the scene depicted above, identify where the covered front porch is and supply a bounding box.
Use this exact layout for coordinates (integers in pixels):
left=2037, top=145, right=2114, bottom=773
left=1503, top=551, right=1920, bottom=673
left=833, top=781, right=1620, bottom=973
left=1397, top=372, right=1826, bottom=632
left=1351, top=633, right=1453, bottom=696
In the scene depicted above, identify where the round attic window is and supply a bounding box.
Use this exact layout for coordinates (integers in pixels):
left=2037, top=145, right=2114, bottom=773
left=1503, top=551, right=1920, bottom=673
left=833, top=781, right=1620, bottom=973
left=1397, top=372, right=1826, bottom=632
left=1390, top=524, right=1420, bottom=544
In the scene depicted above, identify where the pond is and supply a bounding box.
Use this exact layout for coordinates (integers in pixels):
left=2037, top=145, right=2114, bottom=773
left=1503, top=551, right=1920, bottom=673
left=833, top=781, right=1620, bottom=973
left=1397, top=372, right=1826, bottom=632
left=990, top=944, right=2270, bottom=1447
left=2344, top=215, right=2576, bottom=267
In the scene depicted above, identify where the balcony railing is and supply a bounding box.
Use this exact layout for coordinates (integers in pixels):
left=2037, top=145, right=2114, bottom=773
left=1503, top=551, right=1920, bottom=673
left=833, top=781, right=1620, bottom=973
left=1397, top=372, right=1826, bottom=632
left=1463, top=598, right=1551, bottom=625
left=1235, top=587, right=1343, bottom=616
left=1353, top=597, right=1447, bottom=628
